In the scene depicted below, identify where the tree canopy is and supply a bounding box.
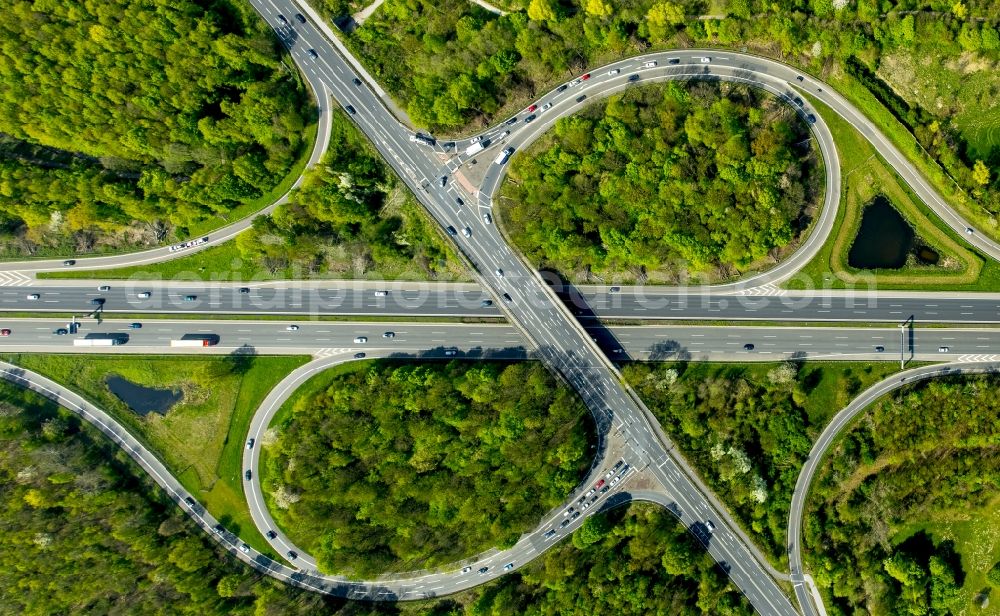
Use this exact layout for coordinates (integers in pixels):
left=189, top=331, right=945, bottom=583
left=805, top=375, right=1000, bottom=614
left=501, top=83, right=817, bottom=282
left=346, top=0, right=1000, bottom=240
left=234, top=111, right=463, bottom=279
left=0, top=0, right=310, bottom=253
left=262, top=360, right=592, bottom=577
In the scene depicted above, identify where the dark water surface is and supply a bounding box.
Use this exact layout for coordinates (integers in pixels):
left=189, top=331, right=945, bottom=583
left=105, top=375, right=182, bottom=416
left=848, top=196, right=914, bottom=269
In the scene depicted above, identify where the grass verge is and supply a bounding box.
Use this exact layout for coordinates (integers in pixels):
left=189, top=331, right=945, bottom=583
left=785, top=92, right=1000, bottom=292
left=0, top=353, right=310, bottom=556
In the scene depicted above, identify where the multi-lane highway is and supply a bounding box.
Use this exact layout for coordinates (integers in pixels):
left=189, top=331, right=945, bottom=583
left=3, top=1, right=998, bottom=614
left=6, top=282, right=1000, bottom=324
left=2, top=318, right=999, bottom=364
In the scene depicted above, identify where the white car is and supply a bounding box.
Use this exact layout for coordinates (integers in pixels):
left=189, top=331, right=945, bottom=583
left=374, top=290, right=388, bottom=297
left=471, top=135, right=482, bottom=143
left=938, top=346, right=950, bottom=352
left=239, top=543, right=250, bottom=554
left=643, top=61, right=657, bottom=68
left=701, top=57, right=711, bottom=63
left=462, top=227, right=471, bottom=238
left=137, top=291, right=151, bottom=299
left=98, top=285, right=111, bottom=291
left=482, top=212, right=492, bottom=224
left=495, top=268, right=504, bottom=278
left=966, top=227, right=974, bottom=235
left=286, top=325, right=299, bottom=331
left=541, top=102, right=552, bottom=111
left=608, top=68, right=620, bottom=75
left=26, top=294, right=40, bottom=300
left=354, top=336, right=368, bottom=344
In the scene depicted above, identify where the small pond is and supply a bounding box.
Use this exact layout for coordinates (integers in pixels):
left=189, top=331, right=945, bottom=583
left=848, top=196, right=915, bottom=269
left=105, top=375, right=183, bottom=417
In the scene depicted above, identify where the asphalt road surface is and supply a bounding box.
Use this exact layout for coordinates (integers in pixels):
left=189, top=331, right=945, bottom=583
left=6, top=283, right=1000, bottom=325
left=1, top=318, right=998, bottom=364
left=3, top=0, right=995, bottom=611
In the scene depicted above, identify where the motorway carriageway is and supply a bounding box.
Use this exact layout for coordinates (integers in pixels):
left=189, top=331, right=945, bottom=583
left=1, top=318, right=997, bottom=362
left=6, top=283, right=1000, bottom=323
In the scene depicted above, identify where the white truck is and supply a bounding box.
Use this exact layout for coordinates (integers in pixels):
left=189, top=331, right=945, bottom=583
left=494, top=147, right=514, bottom=165
left=170, top=337, right=217, bottom=347
left=464, top=141, right=484, bottom=156
left=73, top=336, right=124, bottom=347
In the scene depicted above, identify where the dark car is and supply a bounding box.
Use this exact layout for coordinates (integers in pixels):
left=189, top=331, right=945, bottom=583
left=743, top=343, right=755, bottom=351
left=505, top=117, right=518, bottom=125
left=239, top=287, right=250, bottom=294
left=807, top=113, right=816, bottom=123
left=287, top=550, right=298, bottom=560
left=213, top=524, right=225, bottom=534
left=668, top=58, right=680, bottom=65
left=628, top=74, right=640, bottom=82
left=575, top=95, right=587, bottom=103
left=456, top=197, right=464, bottom=206
left=556, top=84, right=568, bottom=93
left=352, top=77, right=362, bottom=86
left=266, top=530, right=278, bottom=539
left=345, top=105, right=356, bottom=114
left=524, top=114, right=536, bottom=123
left=294, top=13, right=306, bottom=23
left=183, top=295, right=197, bottom=301
left=278, top=14, right=288, bottom=24
left=796, top=75, right=804, bottom=81
left=794, top=96, right=804, bottom=107
left=63, top=260, right=76, bottom=266
left=90, top=298, right=105, bottom=306
left=446, top=226, right=458, bottom=237
left=480, top=299, right=493, bottom=307
left=502, top=293, right=513, bottom=303
left=875, top=345, right=885, bottom=352
left=184, top=496, right=196, bottom=507
left=54, top=328, right=68, bottom=335
left=308, top=49, right=318, bottom=59
left=128, top=322, right=142, bottom=329
left=354, top=352, right=366, bottom=359
left=244, top=470, right=252, bottom=481
left=478, top=567, right=489, bottom=575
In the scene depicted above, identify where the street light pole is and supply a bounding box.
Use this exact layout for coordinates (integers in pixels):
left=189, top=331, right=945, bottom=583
left=899, top=321, right=905, bottom=369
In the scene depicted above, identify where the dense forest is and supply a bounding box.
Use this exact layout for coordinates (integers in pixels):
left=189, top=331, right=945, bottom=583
left=625, top=361, right=891, bottom=564
left=0, top=380, right=352, bottom=614
left=262, top=361, right=592, bottom=577
left=235, top=111, right=463, bottom=279
left=346, top=0, right=1000, bottom=221
left=0, top=374, right=748, bottom=615
left=805, top=375, right=1000, bottom=615
left=0, top=0, right=310, bottom=254
left=501, top=83, right=816, bottom=282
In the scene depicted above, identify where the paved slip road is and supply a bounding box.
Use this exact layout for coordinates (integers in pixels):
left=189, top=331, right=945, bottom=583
left=7, top=282, right=1000, bottom=325
left=4, top=2, right=996, bottom=613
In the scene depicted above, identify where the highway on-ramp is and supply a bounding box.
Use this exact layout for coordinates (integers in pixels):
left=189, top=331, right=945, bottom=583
left=2, top=0, right=998, bottom=612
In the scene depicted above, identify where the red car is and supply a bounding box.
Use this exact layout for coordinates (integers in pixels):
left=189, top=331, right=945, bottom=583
left=595, top=479, right=605, bottom=489
left=581, top=73, right=591, bottom=80
left=527, top=104, right=537, bottom=112
left=0, top=329, right=10, bottom=336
